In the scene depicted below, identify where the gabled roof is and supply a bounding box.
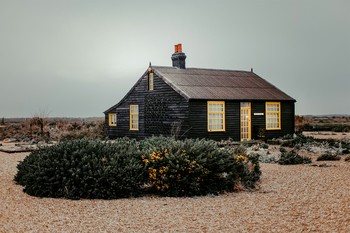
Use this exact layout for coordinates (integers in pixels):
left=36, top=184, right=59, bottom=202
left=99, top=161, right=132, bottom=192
left=153, top=66, right=295, bottom=101
left=104, top=69, right=148, bottom=113
left=104, top=66, right=295, bottom=113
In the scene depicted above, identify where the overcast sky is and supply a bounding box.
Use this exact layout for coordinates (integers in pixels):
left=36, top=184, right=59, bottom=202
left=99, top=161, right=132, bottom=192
left=0, top=0, right=349, bottom=117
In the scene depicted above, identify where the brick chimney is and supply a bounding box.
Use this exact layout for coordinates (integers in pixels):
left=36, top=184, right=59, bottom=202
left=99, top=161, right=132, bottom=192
left=171, top=43, right=186, bottom=69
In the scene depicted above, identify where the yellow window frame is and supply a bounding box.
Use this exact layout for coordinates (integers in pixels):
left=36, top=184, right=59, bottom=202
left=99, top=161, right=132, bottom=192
left=148, top=72, right=154, bottom=91
left=130, top=104, right=139, bottom=130
left=266, top=102, right=281, bottom=130
left=207, top=101, right=225, bottom=132
left=108, top=113, right=117, bottom=126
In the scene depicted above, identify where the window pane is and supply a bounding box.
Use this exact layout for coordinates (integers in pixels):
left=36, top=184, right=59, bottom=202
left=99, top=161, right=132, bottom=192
left=266, top=102, right=280, bottom=129
left=130, top=105, right=139, bottom=130
left=240, top=102, right=250, bottom=108
left=109, top=114, right=117, bottom=126
left=148, top=73, right=154, bottom=91
left=208, top=101, right=225, bottom=131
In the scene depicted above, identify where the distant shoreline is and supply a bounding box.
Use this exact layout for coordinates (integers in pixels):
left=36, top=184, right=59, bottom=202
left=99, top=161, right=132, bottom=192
left=1, top=117, right=104, bottom=123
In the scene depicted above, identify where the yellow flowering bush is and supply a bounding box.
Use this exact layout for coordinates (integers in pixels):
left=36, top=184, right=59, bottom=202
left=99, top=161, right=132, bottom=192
left=142, top=147, right=208, bottom=196
left=140, top=136, right=261, bottom=196
left=234, top=155, right=249, bottom=162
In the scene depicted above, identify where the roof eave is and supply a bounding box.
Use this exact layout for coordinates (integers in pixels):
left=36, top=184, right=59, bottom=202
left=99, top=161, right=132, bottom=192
left=103, top=69, right=149, bottom=114
left=153, top=68, right=191, bottom=101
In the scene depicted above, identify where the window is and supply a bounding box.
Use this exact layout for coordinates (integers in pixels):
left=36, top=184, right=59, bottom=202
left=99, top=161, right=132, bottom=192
left=148, top=72, right=154, bottom=91
left=130, top=105, right=139, bottom=130
left=207, top=101, right=225, bottom=132
left=266, top=102, right=281, bottom=130
left=108, top=113, right=117, bottom=126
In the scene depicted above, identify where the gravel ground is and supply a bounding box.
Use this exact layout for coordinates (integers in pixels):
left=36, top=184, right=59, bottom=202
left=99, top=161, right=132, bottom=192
left=1, top=151, right=350, bottom=233
left=303, top=131, right=350, bottom=141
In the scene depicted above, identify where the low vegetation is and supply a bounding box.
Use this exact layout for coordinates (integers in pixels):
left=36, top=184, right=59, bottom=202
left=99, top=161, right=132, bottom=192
left=15, top=137, right=261, bottom=199
left=295, top=115, right=350, bottom=133
left=278, top=149, right=312, bottom=165
left=8, top=116, right=350, bottom=199
left=0, top=117, right=105, bottom=142
left=15, top=138, right=146, bottom=199
left=316, top=152, right=341, bottom=161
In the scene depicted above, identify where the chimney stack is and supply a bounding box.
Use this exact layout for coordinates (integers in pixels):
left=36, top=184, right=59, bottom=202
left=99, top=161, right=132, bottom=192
left=171, top=43, right=186, bottom=69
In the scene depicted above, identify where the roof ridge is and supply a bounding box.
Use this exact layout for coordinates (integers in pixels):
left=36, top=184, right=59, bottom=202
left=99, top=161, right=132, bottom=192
left=152, top=66, right=252, bottom=73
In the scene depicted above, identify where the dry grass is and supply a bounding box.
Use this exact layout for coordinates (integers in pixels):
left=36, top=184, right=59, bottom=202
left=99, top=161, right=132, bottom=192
left=296, top=115, right=350, bottom=132
left=1, top=151, right=350, bottom=232
left=0, top=117, right=105, bottom=142
left=303, top=131, right=350, bottom=141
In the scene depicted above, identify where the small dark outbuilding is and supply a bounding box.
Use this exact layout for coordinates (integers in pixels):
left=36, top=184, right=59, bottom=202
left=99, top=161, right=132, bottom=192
left=104, top=44, right=296, bottom=141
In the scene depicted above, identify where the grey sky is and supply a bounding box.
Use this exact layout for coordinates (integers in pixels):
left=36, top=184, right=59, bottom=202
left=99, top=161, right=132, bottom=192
left=0, top=0, right=349, bottom=117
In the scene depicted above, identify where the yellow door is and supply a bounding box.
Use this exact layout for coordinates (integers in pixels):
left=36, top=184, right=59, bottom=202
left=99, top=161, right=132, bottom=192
left=240, top=102, right=251, bottom=141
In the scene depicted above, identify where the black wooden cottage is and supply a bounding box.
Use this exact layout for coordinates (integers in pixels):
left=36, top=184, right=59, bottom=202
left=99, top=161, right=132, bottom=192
left=104, top=44, right=296, bottom=141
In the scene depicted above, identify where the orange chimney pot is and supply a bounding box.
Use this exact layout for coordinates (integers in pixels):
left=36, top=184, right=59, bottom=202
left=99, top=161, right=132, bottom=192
left=174, top=43, right=182, bottom=53
left=177, top=44, right=182, bottom=52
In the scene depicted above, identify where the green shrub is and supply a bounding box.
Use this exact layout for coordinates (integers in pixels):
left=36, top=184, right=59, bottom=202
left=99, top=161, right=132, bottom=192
left=280, top=140, right=294, bottom=148
left=140, top=137, right=261, bottom=196
left=14, top=138, right=146, bottom=199
left=15, top=136, right=262, bottom=199
left=230, top=145, right=247, bottom=155
left=279, top=147, right=287, bottom=153
left=278, top=150, right=312, bottom=165
left=316, top=152, right=341, bottom=161
left=260, top=143, right=269, bottom=149
left=342, top=141, right=350, bottom=154
left=280, top=134, right=316, bottom=148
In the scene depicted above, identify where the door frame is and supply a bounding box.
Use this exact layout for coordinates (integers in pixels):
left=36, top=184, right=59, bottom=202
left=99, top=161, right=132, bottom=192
left=240, top=102, right=251, bottom=141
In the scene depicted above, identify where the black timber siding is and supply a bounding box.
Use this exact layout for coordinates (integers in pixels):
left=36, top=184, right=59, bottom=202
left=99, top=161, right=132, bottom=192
left=105, top=72, right=190, bottom=139
left=251, top=101, right=295, bottom=140
left=251, top=102, right=266, bottom=139
left=188, top=100, right=240, bottom=141
left=264, top=101, right=295, bottom=139
left=144, top=73, right=190, bottom=138
left=188, top=100, right=295, bottom=141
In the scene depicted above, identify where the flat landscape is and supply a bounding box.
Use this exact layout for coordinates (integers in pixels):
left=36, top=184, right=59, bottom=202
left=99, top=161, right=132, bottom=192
left=1, top=0, right=349, bottom=231
left=1, top=116, right=350, bottom=232
left=1, top=149, right=349, bottom=232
